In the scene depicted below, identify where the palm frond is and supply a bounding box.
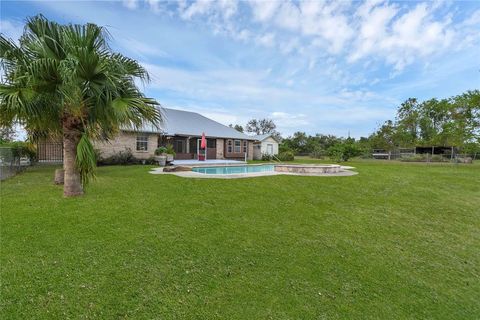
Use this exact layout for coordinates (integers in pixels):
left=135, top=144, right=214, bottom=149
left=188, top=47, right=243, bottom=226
left=75, top=133, right=96, bottom=186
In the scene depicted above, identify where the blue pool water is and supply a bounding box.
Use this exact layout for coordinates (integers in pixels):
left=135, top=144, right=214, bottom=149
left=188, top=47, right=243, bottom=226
left=192, top=165, right=275, bottom=175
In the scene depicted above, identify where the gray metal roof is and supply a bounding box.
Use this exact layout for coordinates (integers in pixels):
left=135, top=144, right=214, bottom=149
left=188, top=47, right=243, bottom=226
left=253, top=134, right=280, bottom=142
left=253, top=134, right=271, bottom=141
left=125, top=108, right=255, bottom=140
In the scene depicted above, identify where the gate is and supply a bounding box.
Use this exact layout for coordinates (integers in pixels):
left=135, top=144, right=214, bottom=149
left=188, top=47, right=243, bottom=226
left=37, top=140, right=63, bottom=162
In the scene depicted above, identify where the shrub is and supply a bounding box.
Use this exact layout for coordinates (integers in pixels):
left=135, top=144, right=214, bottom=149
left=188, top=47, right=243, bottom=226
left=279, top=144, right=294, bottom=154
left=155, top=144, right=176, bottom=156
left=401, top=154, right=426, bottom=162
left=144, top=156, right=158, bottom=165
left=327, top=143, right=361, bottom=162
left=277, top=151, right=294, bottom=161
left=155, top=146, right=167, bottom=155
left=431, top=155, right=447, bottom=162
left=327, top=145, right=344, bottom=162
left=165, top=144, right=176, bottom=156
left=97, top=148, right=138, bottom=165
left=261, top=153, right=274, bottom=161
left=360, top=150, right=373, bottom=159
left=400, top=154, right=449, bottom=162
left=310, top=146, right=325, bottom=159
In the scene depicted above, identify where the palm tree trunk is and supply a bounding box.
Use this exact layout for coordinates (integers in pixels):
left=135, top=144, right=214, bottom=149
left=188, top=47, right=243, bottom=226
left=63, top=118, right=83, bottom=197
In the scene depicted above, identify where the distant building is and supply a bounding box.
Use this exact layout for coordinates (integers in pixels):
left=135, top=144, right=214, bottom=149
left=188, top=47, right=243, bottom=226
left=252, top=134, right=280, bottom=160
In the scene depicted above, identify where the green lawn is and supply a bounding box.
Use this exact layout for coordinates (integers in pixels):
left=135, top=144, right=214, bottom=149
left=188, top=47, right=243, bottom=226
left=1, top=160, right=479, bottom=319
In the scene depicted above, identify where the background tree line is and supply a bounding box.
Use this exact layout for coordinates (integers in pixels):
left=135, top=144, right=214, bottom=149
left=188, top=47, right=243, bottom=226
left=368, top=90, right=479, bottom=153
left=279, top=90, right=480, bottom=160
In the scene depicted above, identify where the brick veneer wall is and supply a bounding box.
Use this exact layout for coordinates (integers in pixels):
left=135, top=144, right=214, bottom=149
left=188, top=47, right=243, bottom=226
left=94, top=131, right=158, bottom=160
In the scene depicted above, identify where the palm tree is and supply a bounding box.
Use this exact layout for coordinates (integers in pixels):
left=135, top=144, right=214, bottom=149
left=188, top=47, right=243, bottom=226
left=0, top=15, right=161, bottom=197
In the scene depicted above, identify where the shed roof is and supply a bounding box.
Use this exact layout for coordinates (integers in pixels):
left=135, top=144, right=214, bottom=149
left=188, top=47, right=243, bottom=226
left=125, top=108, right=255, bottom=140
left=253, top=134, right=280, bottom=142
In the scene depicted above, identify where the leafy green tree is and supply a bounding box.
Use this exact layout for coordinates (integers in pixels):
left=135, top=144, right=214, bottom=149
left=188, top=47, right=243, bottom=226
left=448, top=90, right=480, bottom=147
left=0, top=15, right=161, bottom=196
left=369, top=120, right=398, bottom=150
left=229, top=124, right=244, bottom=132
left=0, top=125, right=16, bottom=143
left=281, top=132, right=343, bottom=155
left=367, top=90, right=479, bottom=153
left=283, top=131, right=308, bottom=153
left=245, top=118, right=281, bottom=140
left=327, top=141, right=361, bottom=162
left=395, top=98, right=420, bottom=146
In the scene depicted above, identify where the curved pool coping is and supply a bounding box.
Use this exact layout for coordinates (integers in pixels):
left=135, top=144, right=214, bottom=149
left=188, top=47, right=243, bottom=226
left=149, top=163, right=357, bottom=179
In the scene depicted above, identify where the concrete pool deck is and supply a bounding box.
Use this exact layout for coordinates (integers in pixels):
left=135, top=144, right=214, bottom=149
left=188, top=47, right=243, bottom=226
left=172, top=159, right=245, bottom=166
left=149, top=165, right=357, bottom=179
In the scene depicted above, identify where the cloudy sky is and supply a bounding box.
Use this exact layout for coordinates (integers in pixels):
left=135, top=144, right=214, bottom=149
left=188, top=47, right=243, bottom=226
left=1, top=0, right=479, bottom=138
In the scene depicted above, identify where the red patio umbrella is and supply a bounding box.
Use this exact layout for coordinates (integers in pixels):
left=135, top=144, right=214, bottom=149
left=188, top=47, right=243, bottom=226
left=199, top=132, right=207, bottom=161
left=201, top=132, right=207, bottom=149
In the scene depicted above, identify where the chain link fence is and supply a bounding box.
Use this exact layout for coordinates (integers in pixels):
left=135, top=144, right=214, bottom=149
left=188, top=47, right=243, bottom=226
left=0, top=147, right=31, bottom=181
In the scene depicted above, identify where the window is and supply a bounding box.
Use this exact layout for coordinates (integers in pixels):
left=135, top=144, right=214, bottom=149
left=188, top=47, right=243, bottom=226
left=136, top=135, right=148, bottom=151
left=227, top=140, right=233, bottom=153
left=207, top=139, right=216, bottom=148
left=243, top=140, right=247, bottom=153
left=234, top=140, right=241, bottom=153
left=175, top=140, right=185, bottom=153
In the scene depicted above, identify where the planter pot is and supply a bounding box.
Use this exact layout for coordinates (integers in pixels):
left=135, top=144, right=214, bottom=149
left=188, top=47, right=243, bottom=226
left=154, top=155, right=167, bottom=166
left=166, top=154, right=174, bottom=162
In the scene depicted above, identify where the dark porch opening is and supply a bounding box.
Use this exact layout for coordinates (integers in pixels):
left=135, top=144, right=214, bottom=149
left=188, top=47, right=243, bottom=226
left=158, top=136, right=217, bottom=160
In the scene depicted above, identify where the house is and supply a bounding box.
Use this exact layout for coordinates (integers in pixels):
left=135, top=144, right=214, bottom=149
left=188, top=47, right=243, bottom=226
left=252, top=134, right=280, bottom=160
left=93, top=108, right=256, bottom=161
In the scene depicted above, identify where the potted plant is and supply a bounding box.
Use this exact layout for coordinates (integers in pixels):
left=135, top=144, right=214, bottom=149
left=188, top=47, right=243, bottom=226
left=154, top=146, right=168, bottom=166
left=165, top=144, right=176, bottom=162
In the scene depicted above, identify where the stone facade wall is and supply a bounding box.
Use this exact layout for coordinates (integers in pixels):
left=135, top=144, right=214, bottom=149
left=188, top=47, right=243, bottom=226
left=216, top=139, right=224, bottom=159
left=94, top=131, right=158, bottom=160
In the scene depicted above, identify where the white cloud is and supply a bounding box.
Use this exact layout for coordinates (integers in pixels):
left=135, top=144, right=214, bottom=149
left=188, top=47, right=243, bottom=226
left=271, top=111, right=309, bottom=128
left=179, top=0, right=238, bottom=20
left=235, top=29, right=251, bottom=42
left=255, top=33, right=275, bottom=47
left=217, top=0, right=238, bottom=19
left=274, top=1, right=301, bottom=31
left=180, top=0, right=212, bottom=20
left=300, top=1, right=354, bottom=54
left=147, top=0, right=166, bottom=14
left=116, top=36, right=168, bottom=58
left=113, top=1, right=479, bottom=74
left=141, top=62, right=290, bottom=103
left=463, top=9, right=480, bottom=26
left=349, top=2, right=399, bottom=62
left=350, top=1, right=455, bottom=70
left=172, top=1, right=478, bottom=72
left=122, top=0, right=138, bottom=10
left=249, top=0, right=281, bottom=22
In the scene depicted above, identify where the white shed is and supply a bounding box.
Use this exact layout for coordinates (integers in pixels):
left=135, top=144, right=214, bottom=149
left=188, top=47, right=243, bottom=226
left=252, top=134, right=280, bottom=160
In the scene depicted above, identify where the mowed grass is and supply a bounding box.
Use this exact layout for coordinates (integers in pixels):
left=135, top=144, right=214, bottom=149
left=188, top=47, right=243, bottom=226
left=1, top=160, right=479, bottom=319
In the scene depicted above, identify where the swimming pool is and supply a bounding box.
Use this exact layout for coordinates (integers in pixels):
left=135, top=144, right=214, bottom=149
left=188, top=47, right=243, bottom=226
left=192, top=164, right=275, bottom=175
